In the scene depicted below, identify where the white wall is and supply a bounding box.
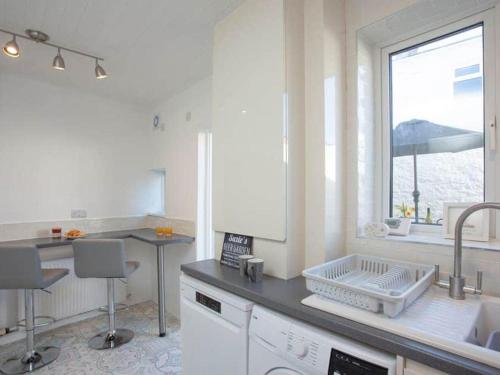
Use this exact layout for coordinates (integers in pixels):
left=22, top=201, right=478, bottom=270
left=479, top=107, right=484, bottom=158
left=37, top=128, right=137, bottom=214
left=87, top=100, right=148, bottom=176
left=0, top=73, right=158, bottom=223
left=213, top=0, right=306, bottom=280
left=0, top=72, right=176, bottom=326
left=285, top=0, right=306, bottom=278
left=304, top=0, right=346, bottom=268
left=0, top=71, right=205, bottom=319
left=211, top=0, right=347, bottom=277
left=150, top=77, right=212, bottom=317
left=151, top=77, right=212, bottom=222
left=345, top=0, right=500, bottom=297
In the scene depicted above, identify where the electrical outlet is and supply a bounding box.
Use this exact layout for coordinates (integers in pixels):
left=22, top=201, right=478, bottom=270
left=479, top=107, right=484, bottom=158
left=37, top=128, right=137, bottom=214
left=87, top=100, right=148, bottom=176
left=71, top=209, right=87, bottom=219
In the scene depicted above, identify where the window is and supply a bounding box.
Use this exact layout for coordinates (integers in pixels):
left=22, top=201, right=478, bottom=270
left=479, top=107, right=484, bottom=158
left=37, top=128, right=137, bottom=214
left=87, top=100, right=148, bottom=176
left=387, top=24, right=485, bottom=226
left=150, top=168, right=166, bottom=215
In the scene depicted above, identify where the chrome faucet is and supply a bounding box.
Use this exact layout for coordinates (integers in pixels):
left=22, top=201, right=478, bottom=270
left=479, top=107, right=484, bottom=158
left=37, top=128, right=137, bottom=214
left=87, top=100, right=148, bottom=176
left=435, top=202, right=499, bottom=299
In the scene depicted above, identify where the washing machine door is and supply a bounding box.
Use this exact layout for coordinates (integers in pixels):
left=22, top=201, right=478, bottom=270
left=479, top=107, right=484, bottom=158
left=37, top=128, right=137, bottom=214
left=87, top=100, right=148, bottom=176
left=265, top=368, right=304, bottom=375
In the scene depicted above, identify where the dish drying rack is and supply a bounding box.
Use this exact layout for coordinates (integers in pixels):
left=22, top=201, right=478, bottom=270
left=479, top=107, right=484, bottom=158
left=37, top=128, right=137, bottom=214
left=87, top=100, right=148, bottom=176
left=302, top=254, right=435, bottom=317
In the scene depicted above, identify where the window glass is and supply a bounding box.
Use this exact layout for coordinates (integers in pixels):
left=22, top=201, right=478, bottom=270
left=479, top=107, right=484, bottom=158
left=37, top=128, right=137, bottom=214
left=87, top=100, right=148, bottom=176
left=390, top=25, right=484, bottom=224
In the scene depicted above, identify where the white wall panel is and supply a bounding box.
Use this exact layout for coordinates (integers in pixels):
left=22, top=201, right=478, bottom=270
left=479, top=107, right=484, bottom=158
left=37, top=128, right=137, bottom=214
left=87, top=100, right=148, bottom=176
left=212, top=0, right=287, bottom=241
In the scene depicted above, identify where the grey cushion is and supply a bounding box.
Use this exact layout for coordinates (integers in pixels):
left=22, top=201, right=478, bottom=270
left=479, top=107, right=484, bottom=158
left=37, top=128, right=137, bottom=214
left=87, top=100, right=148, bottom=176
left=72, top=239, right=139, bottom=278
left=0, top=246, right=68, bottom=290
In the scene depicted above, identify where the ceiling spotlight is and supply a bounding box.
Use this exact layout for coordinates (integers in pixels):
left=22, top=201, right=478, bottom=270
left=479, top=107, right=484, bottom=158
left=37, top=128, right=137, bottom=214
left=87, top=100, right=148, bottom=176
left=3, top=34, right=19, bottom=58
left=52, top=48, right=65, bottom=70
left=0, top=28, right=108, bottom=79
left=95, top=59, right=107, bottom=79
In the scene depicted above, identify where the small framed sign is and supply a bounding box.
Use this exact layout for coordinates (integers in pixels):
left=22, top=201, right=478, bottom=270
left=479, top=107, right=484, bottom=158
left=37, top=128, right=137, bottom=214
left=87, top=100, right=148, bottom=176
left=220, top=233, right=253, bottom=268
left=443, top=203, right=489, bottom=242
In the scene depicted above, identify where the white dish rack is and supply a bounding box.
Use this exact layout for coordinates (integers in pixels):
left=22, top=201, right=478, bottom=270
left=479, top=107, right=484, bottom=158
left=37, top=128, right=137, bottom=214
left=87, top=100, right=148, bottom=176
left=302, top=254, right=435, bottom=317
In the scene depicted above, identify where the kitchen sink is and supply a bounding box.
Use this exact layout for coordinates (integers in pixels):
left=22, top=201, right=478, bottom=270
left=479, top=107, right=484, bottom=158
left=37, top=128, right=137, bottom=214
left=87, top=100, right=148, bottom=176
left=303, top=286, right=500, bottom=368
left=466, top=298, right=500, bottom=351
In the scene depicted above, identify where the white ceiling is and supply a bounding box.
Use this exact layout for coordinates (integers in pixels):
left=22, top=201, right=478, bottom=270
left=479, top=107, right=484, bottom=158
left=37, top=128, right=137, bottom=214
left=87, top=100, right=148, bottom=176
left=0, top=0, right=242, bottom=109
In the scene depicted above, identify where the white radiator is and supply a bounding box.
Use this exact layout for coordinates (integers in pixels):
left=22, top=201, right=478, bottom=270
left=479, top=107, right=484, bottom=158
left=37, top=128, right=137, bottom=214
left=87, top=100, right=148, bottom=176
left=0, top=290, right=18, bottom=328
left=17, top=258, right=127, bottom=321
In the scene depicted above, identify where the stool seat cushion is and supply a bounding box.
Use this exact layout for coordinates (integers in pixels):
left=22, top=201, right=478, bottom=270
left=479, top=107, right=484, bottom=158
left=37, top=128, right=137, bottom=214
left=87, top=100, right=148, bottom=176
left=125, top=261, right=140, bottom=277
left=41, top=268, right=69, bottom=289
left=73, top=239, right=140, bottom=279
left=0, top=246, right=69, bottom=290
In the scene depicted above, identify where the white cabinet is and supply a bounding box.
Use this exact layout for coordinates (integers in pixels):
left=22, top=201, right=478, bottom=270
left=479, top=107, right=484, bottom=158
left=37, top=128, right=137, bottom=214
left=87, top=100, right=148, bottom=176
left=212, top=0, right=287, bottom=241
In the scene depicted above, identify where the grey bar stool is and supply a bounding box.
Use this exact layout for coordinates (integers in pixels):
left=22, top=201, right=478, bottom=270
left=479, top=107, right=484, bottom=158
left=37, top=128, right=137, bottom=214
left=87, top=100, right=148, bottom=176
left=72, top=239, right=139, bottom=350
left=0, top=246, right=69, bottom=375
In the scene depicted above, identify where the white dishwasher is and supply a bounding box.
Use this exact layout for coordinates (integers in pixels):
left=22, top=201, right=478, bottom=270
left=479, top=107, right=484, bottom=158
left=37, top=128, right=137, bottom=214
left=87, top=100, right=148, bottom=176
left=180, top=273, right=253, bottom=375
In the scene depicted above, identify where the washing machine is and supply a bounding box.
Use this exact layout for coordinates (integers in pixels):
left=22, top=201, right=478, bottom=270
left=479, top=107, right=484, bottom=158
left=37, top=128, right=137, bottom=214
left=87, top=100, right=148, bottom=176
left=249, top=305, right=396, bottom=375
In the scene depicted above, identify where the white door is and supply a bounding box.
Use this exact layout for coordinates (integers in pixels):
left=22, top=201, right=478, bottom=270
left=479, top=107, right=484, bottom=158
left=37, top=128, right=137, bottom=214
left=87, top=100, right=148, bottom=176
left=249, top=337, right=306, bottom=375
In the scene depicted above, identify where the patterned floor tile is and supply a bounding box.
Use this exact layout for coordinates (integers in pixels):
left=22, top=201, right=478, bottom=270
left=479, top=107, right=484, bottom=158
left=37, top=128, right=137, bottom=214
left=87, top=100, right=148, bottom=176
left=0, top=302, right=182, bottom=375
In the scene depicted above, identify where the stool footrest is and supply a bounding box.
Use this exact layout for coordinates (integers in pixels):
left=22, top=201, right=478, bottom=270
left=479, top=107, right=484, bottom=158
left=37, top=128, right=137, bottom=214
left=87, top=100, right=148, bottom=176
left=17, top=316, right=56, bottom=328
left=98, top=303, right=129, bottom=313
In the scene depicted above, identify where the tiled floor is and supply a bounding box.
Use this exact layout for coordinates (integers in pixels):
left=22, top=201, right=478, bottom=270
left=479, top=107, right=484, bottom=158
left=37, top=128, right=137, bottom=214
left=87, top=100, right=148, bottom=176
left=0, top=302, right=182, bottom=374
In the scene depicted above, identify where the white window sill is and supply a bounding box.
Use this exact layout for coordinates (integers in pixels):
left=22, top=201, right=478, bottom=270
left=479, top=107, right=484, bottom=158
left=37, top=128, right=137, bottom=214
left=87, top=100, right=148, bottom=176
left=359, top=233, right=500, bottom=252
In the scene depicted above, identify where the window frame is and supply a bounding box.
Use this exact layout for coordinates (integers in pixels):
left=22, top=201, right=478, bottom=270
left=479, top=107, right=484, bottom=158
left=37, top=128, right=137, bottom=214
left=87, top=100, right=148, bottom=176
left=379, top=10, right=496, bottom=236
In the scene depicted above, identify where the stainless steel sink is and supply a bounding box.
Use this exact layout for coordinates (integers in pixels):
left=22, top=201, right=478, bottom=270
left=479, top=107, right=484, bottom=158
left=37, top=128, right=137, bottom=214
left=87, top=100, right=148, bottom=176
left=466, top=298, right=500, bottom=351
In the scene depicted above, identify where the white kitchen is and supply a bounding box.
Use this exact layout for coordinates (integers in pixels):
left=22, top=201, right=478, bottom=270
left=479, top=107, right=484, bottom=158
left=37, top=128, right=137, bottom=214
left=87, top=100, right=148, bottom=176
left=0, top=0, right=500, bottom=374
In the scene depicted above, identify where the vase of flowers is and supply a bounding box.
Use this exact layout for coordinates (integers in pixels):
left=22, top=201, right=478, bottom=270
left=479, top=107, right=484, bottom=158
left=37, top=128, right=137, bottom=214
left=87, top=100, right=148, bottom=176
left=395, top=202, right=415, bottom=219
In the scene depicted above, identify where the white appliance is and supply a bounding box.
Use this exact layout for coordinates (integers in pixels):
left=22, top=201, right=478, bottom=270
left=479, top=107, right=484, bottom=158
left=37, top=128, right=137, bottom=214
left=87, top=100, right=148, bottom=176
left=180, top=274, right=253, bottom=375
left=249, top=305, right=396, bottom=375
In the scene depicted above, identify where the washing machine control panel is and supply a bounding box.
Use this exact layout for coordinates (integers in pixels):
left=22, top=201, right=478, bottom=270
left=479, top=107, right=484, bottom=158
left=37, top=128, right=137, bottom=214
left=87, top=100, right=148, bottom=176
left=285, top=324, right=392, bottom=375
left=328, top=348, right=389, bottom=375
left=287, top=329, right=321, bottom=369
left=292, top=341, right=308, bottom=358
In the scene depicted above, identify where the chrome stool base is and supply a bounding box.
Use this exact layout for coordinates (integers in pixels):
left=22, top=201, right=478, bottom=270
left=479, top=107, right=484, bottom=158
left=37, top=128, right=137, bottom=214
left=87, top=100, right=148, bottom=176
left=0, top=346, right=60, bottom=375
left=88, top=328, right=134, bottom=350
left=17, top=316, right=56, bottom=329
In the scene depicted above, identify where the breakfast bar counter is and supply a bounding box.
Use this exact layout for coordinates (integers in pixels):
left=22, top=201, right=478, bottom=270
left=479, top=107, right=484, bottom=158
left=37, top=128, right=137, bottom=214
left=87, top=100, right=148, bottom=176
left=0, top=228, right=194, bottom=337
left=0, top=228, right=193, bottom=258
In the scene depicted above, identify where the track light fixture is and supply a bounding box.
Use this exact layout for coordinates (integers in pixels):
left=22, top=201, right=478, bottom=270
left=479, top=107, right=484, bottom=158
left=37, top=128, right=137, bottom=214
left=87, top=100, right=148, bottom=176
left=95, top=58, right=107, bottom=79
left=0, top=28, right=108, bottom=79
left=52, top=48, right=65, bottom=71
left=3, top=34, right=19, bottom=58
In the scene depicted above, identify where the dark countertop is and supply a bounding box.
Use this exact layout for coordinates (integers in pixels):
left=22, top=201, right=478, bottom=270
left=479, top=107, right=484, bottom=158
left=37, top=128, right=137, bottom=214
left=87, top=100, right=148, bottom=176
left=0, top=228, right=194, bottom=260
left=181, top=259, right=500, bottom=375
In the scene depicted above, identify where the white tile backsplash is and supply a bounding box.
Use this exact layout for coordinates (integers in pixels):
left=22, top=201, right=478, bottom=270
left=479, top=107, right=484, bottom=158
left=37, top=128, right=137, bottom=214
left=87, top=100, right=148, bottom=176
left=347, top=236, right=500, bottom=297
left=145, top=215, right=196, bottom=237
left=0, top=215, right=195, bottom=242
